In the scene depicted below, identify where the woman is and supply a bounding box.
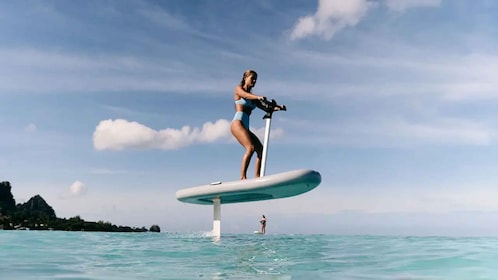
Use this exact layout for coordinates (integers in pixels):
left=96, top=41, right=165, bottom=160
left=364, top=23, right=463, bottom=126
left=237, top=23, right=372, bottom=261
left=231, top=70, right=266, bottom=180
left=260, top=215, right=267, bottom=234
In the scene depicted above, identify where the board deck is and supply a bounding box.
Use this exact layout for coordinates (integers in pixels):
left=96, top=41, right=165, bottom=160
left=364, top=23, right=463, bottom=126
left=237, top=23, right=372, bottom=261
left=176, top=169, right=321, bottom=205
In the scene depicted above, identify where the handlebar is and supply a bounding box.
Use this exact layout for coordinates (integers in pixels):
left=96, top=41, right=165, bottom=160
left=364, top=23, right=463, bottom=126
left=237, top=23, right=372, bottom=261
left=255, top=98, right=286, bottom=119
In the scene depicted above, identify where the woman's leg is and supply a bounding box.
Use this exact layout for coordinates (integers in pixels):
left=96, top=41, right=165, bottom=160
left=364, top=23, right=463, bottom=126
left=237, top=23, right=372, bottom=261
left=231, top=121, right=255, bottom=179
left=248, top=131, right=263, bottom=177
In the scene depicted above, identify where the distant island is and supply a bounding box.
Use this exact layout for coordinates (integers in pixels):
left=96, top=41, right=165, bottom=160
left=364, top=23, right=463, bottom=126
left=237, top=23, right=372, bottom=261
left=0, top=181, right=161, bottom=232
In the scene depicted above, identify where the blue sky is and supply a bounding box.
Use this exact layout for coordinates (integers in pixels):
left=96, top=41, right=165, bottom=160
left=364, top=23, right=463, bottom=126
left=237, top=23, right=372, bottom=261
left=2, top=0, right=498, bottom=235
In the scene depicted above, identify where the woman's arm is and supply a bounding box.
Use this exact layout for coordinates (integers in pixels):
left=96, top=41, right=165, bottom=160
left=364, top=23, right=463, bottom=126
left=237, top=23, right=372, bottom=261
left=235, top=85, right=265, bottom=100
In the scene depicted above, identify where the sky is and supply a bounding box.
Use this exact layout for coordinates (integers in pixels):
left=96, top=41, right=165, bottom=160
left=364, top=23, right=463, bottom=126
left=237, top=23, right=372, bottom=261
left=1, top=0, right=498, bottom=236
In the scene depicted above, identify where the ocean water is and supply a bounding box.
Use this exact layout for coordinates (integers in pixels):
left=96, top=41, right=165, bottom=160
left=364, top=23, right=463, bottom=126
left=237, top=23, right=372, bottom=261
left=1, top=231, right=497, bottom=279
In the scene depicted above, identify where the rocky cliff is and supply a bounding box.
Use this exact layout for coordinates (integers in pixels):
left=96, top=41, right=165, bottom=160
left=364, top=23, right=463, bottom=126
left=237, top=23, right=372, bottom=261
left=0, top=181, right=158, bottom=232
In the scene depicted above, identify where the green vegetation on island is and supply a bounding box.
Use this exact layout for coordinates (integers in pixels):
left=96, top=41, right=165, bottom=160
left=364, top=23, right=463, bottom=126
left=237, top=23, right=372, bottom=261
left=0, top=181, right=161, bottom=232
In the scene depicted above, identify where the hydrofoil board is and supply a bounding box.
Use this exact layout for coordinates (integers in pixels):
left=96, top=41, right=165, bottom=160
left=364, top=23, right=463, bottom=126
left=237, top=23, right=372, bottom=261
left=176, top=169, right=321, bottom=205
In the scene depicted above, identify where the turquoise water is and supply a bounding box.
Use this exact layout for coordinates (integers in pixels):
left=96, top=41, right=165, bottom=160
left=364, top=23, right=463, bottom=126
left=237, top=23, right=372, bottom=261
left=1, top=231, right=497, bottom=279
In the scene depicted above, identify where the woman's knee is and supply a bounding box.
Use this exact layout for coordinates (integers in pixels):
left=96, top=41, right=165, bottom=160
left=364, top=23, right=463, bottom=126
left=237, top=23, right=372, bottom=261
left=251, top=142, right=262, bottom=155
left=244, top=144, right=255, bottom=154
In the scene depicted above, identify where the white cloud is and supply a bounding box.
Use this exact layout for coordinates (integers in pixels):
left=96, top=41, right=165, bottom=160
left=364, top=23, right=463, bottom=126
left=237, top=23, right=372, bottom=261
left=70, top=181, right=87, bottom=196
left=59, top=181, right=87, bottom=199
left=92, top=118, right=286, bottom=151
left=290, top=0, right=375, bottom=40
left=93, top=118, right=232, bottom=151
left=290, top=0, right=443, bottom=41
left=384, top=0, right=442, bottom=12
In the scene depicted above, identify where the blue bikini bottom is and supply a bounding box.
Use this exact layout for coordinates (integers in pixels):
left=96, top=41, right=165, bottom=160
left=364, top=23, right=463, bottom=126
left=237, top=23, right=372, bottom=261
left=233, top=111, right=249, bottom=129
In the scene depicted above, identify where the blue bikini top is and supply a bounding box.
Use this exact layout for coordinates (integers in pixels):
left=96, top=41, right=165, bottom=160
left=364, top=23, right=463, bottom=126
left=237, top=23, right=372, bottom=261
left=235, top=98, right=256, bottom=110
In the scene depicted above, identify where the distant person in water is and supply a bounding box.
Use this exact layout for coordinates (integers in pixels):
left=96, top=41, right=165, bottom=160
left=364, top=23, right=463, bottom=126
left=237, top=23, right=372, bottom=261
left=231, top=70, right=280, bottom=180
left=260, top=215, right=266, bottom=234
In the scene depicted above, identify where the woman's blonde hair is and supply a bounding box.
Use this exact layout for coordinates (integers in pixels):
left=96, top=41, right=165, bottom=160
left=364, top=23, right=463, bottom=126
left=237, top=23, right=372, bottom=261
left=239, top=69, right=258, bottom=87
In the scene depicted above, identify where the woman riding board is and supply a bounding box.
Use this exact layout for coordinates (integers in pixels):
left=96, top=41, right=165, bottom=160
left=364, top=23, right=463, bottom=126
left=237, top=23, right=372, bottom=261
left=231, top=70, right=279, bottom=180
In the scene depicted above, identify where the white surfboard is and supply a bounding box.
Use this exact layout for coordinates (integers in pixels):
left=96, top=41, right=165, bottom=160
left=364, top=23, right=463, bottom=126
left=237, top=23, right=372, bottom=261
left=253, top=231, right=264, bottom=234
left=176, top=169, right=321, bottom=205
